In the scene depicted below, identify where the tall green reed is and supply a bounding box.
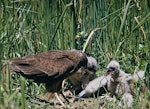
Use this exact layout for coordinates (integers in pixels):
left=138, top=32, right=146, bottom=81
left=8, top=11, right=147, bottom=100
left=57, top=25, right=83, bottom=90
left=0, top=0, right=150, bottom=108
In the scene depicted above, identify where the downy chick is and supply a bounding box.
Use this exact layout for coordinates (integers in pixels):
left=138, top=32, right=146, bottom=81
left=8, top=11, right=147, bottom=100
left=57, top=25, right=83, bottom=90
left=76, top=60, right=134, bottom=108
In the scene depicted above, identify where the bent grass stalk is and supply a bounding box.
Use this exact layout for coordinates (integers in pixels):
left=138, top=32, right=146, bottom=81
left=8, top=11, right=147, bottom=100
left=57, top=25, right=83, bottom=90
left=82, top=28, right=101, bottom=52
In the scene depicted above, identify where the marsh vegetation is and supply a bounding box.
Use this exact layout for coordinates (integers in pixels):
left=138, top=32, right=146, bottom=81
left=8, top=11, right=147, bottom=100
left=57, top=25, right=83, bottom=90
left=0, top=0, right=150, bottom=108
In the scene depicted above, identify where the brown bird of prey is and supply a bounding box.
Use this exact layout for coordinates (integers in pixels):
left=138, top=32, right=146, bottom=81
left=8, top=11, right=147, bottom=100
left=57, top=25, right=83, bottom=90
left=9, top=50, right=87, bottom=96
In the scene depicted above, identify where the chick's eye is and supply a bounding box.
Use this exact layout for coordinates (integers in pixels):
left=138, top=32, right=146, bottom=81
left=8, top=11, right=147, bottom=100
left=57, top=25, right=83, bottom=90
left=109, top=67, right=116, bottom=71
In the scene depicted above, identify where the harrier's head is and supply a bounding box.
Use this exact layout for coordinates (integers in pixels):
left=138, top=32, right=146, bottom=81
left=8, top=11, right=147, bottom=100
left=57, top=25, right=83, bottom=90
left=87, top=55, right=97, bottom=73
left=106, top=60, right=120, bottom=80
left=68, top=50, right=88, bottom=70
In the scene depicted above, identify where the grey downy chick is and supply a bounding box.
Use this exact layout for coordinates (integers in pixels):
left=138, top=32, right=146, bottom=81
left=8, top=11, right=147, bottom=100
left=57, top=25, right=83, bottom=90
left=106, top=60, right=134, bottom=108
left=76, top=60, right=134, bottom=108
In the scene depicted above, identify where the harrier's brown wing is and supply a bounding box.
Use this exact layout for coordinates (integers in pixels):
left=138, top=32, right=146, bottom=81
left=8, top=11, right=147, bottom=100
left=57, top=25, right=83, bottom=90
left=10, top=50, right=87, bottom=79
left=10, top=51, right=76, bottom=77
left=10, top=50, right=87, bottom=92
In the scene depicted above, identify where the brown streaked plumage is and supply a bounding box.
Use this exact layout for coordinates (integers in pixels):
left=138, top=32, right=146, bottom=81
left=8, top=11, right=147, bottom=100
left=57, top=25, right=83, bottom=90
left=10, top=50, right=87, bottom=93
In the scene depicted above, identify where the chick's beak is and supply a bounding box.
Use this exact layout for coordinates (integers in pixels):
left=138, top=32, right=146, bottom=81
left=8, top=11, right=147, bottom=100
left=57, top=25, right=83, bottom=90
left=107, top=68, right=112, bottom=73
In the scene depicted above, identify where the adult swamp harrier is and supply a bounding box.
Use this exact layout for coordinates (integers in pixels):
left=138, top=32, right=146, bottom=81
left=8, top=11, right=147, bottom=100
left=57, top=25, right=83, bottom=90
left=10, top=50, right=87, bottom=94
